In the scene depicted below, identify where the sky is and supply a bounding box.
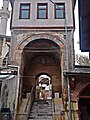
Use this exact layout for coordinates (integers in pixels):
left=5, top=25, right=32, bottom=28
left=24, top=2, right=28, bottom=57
left=0, top=0, right=89, bottom=57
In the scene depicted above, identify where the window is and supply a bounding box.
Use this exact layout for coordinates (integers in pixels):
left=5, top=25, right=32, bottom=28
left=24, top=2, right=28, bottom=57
left=37, top=3, right=48, bottom=19
left=19, top=3, right=30, bottom=19
left=55, top=3, right=65, bottom=19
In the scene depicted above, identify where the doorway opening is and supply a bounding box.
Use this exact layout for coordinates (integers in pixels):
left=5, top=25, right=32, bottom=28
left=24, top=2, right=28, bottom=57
left=36, top=73, right=52, bottom=100
left=78, top=85, right=90, bottom=120
left=79, top=98, right=90, bottom=120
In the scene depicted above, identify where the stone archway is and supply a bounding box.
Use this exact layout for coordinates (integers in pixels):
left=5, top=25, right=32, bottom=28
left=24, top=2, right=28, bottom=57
left=35, top=73, right=52, bottom=99
left=71, top=82, right=90, bottom=101
left=18, top=37, right=63, bottom=100
left=14, top=33, right=66, bottom=69
left=12, top=32, right=66, bottom=69
left=78, top=84, right=90, bottom=120
left=14, top=33, right=66, bottom=110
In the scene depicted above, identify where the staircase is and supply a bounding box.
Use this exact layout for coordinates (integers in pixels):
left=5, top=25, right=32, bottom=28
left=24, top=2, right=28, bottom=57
left=28, top=99, right=54, bottom=120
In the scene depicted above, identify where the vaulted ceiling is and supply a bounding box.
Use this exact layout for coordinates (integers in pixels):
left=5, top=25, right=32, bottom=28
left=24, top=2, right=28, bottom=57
left=23, top=39, right=60, bottom=65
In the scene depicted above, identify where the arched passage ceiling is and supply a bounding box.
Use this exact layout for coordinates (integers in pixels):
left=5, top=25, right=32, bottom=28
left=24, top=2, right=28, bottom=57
left=23, top=39, right=61, bottom=65
left=22, top=38, right=62, bottom=93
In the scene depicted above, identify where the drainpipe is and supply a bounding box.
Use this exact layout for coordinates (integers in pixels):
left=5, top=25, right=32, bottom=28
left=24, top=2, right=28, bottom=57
left=65, top=11, right=72, bottom=120
left=0, top=39, right=2, bottom=67
left=67, top=76, right=72, bottom=120
left=8, top=65, right=20, bottom=120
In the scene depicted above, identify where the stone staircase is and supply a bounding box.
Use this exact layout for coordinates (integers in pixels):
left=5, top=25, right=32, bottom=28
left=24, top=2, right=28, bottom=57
left=28, top=99, right=54, bottom=120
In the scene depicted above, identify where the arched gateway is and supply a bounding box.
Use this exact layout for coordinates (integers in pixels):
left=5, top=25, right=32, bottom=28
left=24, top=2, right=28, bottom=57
left=0, top=0, right=76, bottom=119
left=16, top=33, right=66, bottom=107
left=78, top=84, right=90, bottom=120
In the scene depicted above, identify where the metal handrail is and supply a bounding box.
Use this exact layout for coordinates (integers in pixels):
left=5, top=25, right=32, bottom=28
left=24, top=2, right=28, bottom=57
left=24, top=83, right=36, bottom=112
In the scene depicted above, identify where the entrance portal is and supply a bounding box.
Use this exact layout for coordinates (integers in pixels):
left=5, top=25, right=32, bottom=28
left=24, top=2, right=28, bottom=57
left=79, top=99, right=90, bottom=120
left=36, top=73, right=52, bottom=99
left=21, top=38, right=62, bottom=101
left=78, top=85, right=90, bottom=120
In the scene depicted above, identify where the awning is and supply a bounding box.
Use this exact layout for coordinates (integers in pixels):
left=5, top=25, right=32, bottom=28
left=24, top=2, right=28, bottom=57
left=64, top=65, right=90, bottom=77
left=0, top=75, right=15, bottom=80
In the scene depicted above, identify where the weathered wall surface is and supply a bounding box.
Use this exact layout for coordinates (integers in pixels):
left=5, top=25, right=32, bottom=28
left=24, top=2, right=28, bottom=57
left=25, top=63, right=61, bottom=92
left=1, top=77, right=17, bottom=112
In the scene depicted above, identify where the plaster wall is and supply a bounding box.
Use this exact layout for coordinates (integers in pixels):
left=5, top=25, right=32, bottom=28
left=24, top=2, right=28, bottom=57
left=12, top=0, right=73, bottom=28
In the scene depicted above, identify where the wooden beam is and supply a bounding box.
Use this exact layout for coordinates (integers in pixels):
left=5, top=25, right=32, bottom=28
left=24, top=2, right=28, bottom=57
left=79, top=96, right=90, bottom=99
left=24, top=49, right=59, bottom=53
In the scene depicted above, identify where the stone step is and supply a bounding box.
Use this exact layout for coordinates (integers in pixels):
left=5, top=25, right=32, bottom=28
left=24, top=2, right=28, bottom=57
left=30, top=112, right=53, bottom=115
left=28, top=118, right=52, bottom=120
left=30, top=110, right=53, bottom=113
left=31, top=110, right=53, bottom=113
left=28, top=119, right=52, bottom=120
left=33, top=104, right=52, bottom=106
left=28, top=116, right=52, bottom=119
left=33, top=103, right=52, bottom=106
left=34, top=104, right=52, bottom=106
left=34, top=99, right=52, bottom=102
left=31, top=107, right=53, bottom=109
left=31, top=109, right=53, bottom=111
left=30, top=113, right=53, bottom=116
left=28, top=99, right=53, bottom=120
left=33, top=103, right=52, bottom=105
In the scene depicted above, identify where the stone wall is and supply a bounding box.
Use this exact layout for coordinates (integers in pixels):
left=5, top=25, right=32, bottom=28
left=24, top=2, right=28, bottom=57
left=10, top=30, right=74, bottom=70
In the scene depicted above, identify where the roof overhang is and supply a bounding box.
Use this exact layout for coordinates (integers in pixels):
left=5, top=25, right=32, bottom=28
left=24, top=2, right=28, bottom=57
left=64, top=65, right=90, bottom=77
left=64, top=71, right=90, bottom=76
left=0, top=74, right=15, bottom=80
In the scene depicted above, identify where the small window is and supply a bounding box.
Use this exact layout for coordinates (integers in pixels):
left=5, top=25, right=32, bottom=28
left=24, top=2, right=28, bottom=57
left=37, top=3, right=48, bottom=19
left=19, top=3, right=30, bottom=19
left=55, top=3, right=65, bottom=19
